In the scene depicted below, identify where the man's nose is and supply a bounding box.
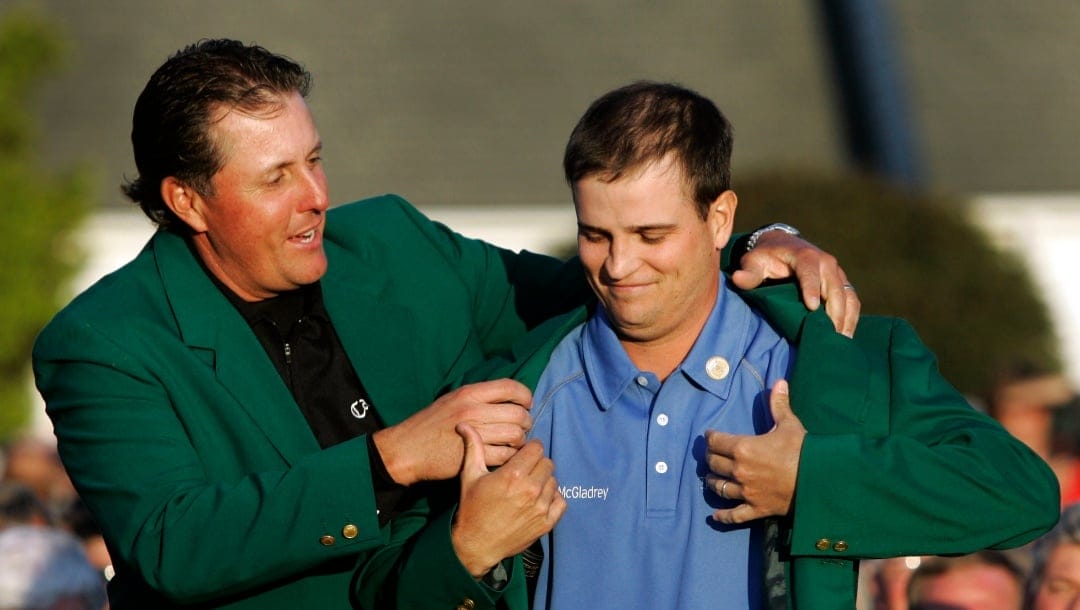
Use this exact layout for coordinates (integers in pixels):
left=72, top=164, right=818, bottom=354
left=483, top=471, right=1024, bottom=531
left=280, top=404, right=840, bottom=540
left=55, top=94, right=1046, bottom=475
left=300, top=168, right=329, bottom=213
left=603, top=238, right=637, bottom=280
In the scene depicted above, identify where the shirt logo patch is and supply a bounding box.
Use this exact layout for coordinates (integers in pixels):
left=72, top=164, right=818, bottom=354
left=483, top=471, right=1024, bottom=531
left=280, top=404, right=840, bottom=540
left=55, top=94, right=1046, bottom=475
left=350, top=398, right=370, bottom=419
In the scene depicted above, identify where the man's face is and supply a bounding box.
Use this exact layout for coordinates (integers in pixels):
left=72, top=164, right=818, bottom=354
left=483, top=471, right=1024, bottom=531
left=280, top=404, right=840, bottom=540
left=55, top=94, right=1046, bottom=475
left=1034, top=543, right=1080, bottom=610
left=181, top=91, right=329, bottom=301
left=916, top=563, right=1022, bottom=610
left=574, top=157, right=735, bottom=347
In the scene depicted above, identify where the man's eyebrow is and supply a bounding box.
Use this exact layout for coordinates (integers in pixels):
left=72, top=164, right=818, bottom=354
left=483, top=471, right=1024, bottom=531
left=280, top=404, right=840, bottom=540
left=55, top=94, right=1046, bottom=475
left=264, top=141, right=323, bottom=173
left=576, top=222, right=677, bottom=232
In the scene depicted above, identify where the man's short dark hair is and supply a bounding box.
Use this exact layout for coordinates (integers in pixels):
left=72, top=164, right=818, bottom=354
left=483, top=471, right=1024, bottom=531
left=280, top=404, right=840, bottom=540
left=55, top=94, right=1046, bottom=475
left=562, top=81, right=733, bottom=219
left=122, top=39, right=312, bottom=232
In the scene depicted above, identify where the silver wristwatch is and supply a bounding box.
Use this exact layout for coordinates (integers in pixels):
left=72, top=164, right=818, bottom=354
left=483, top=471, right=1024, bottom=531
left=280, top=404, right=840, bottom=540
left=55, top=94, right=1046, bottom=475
left=746, top=223, right=801, bottom=251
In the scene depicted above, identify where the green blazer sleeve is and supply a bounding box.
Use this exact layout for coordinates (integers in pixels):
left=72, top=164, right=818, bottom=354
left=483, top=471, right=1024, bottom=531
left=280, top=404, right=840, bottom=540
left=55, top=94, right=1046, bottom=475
left=741, top=283, right=1059, bottom=610
left=739, top=284, right=1060, bottom=557
left=791, top=313, right=1059, bottom=556
left=352, top=490, right=528, bottom=610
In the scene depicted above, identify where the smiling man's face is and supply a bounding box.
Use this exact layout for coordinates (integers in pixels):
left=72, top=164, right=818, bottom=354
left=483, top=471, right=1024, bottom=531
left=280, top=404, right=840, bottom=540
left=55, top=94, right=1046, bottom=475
left=182, top=91, right=330, bottom=301
left=574, top=156, right=735, bottom=348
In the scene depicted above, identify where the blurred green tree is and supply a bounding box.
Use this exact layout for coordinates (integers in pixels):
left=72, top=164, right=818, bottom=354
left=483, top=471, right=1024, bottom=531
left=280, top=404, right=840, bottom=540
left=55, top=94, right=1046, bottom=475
left=0, top=7, right=91, bottom=440
left=733, top=169, right=1061, bottom=400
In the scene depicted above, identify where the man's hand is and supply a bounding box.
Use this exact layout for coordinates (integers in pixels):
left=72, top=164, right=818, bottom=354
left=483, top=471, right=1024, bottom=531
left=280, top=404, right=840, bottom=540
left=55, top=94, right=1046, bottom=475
left=372, top=379, right=533, bottom=486
left=451, top=423, right=566, bottom=578
left=731, top=230, right=860, bottom=337
left=704, top=380, right=806, bottom=524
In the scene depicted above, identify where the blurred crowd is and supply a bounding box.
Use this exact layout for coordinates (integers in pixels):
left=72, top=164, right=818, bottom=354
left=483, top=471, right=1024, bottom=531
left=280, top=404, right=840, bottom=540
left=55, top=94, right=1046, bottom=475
left=0, top=436, right=109, bottom=610
left=3, top=364, right=1078, bottom=609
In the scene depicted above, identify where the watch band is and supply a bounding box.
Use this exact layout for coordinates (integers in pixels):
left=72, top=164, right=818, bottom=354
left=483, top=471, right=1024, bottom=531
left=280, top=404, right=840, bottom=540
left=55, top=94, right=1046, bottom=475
left=746, top=223, right=801, bottom=251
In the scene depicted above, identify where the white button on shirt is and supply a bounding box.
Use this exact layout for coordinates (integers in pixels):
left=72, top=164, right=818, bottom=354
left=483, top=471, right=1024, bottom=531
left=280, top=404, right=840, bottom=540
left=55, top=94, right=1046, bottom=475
left=656, top=413, right=669, bottom=426
left=655, top=461, right=668, bottom=474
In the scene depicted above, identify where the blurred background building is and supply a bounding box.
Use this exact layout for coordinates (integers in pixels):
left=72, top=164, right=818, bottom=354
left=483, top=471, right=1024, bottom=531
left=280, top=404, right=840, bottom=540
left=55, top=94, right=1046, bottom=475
left=10, top=0, right=1080, bottom=431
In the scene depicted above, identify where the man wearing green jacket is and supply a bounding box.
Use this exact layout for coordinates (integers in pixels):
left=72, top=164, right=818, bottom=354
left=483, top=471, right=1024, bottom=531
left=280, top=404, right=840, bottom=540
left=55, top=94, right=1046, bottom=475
left=354, top=82, right=1059, bottom=609
left=32, top=42, right=856, bottom=610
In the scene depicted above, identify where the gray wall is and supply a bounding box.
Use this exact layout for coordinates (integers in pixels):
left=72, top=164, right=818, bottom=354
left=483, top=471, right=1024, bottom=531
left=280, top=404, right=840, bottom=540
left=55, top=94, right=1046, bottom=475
left=30, top=1, right=1080, bottom=212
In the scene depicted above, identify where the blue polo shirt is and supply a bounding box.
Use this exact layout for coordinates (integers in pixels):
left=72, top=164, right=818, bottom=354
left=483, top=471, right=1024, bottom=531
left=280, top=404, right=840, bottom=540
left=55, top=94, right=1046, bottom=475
left=528, top=281, right=793, bottom=609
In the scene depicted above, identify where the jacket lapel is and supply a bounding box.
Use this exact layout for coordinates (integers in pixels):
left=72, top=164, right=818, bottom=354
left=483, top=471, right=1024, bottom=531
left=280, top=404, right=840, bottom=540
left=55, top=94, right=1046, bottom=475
left=734, top=281, right=871, bottom=434
left=153, top=231, right=319, bottom=464
left=319, top=240, right=425, bottom=427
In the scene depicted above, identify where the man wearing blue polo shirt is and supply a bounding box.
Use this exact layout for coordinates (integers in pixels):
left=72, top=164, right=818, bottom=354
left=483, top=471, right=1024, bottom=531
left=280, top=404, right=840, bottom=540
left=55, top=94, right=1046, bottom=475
left=525, top=81, right=1058, bottom=609
left=528, top=81, right=787, bottom=609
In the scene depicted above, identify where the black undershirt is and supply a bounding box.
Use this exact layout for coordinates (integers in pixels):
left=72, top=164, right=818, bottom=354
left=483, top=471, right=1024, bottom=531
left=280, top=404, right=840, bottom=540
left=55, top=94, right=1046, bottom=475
left=209, top=273, right=406, bottom=527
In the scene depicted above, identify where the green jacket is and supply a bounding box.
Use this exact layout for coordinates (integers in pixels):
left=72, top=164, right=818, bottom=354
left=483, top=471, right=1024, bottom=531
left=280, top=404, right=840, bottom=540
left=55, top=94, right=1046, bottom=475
left=32, top=195, right=591, bottom=610
left=356, top=282, right=1060, bottom=609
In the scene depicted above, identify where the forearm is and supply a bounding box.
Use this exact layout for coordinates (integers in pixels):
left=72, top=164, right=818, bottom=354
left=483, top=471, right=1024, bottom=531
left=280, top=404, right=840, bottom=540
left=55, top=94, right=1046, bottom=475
left=791, top=426, right=1058, bottom=557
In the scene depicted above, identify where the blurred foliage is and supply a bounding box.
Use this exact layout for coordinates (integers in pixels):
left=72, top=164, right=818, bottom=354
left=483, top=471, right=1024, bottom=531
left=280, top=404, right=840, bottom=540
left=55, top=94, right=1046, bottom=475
left=734, top=169, right=1060, bottom=400
left=0, top=7, right=91, bottom=440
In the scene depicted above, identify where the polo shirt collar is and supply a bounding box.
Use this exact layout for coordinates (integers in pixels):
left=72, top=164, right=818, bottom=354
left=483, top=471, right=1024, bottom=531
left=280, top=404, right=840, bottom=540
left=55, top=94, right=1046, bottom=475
left=581, top=279, right=755, bottom=410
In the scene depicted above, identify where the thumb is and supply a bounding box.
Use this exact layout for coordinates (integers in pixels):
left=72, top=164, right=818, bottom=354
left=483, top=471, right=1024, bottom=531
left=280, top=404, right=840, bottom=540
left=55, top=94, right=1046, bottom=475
left=729, top=266, right=767, bottom=291
left=456, top=422, right=488, bottom=486
left=768, top=380, right=795, bottom=425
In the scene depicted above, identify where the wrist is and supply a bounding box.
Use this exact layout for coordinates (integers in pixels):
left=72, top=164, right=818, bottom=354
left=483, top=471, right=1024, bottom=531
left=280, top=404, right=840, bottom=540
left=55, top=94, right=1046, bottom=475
left=451, top=523, right=499, bottom=579
left=746, top=222, right=801, bottom=251
left=370, top=428, right=414, bottom=487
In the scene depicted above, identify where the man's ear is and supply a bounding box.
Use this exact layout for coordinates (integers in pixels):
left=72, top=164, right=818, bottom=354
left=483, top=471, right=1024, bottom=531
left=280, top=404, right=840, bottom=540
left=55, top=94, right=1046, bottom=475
left=161, top=177, right=208, bottom=233
left=709, top=190, right=738, bottom=250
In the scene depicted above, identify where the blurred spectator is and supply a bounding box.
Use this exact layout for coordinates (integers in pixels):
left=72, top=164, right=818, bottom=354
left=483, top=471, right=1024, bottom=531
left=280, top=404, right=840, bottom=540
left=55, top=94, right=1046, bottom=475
left=907, top=551, right=1024, bottom=610
left=59, top=497, right=112, bottom=580
left=1, top=437, right=77, bottom=514
left=989, top=365, right=1080, bottom=505
left=860, top=556, right=924, bottom=610
left=0, top=481, right=53, bottom=529
left=1027, top=503, right=1080, bottom=610
left=0, top=525, right=107, bottom=610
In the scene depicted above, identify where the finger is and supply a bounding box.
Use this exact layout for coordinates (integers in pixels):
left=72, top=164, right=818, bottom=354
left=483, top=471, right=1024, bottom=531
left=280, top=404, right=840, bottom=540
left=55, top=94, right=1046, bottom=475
left=482, top=444, right=520, bottom=468
left=839, top=284, right=861, bottom=338
left=792, top=259, right=823, bottom=312
left=465, top=378, right=534, bottom=410
left=548, top=481, right=568, bottom=522
left=456, top=423, right=488, bottom=485
left=500, top=438, right=545, bottom=473
left=823, top=281, right=845, bottom=328
left=712, top=503, right=759, bottom=525
left=523, top=448, right=555, bottom=486
left=704, top=428, right=737, bottom=456
left=706, top=476, right=742, bottom=501
left=472, top=421, right=530, bottom=450
left=768, top=380, right=794, bottom=424
left=729, top=266, right=766, bottom=291
left=730, top=252, right=792, bottom=291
